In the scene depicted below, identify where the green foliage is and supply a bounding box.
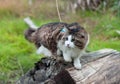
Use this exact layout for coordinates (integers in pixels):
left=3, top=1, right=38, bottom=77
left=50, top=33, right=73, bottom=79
left=112, top=0, right=120, bottom=17
left=88, top=39, right=120, bottom=51
left=0, top=17, right=47, bottom=83
left=93, top=13, right=120, bottom=37
left=99, top=0, right=120, bottom=17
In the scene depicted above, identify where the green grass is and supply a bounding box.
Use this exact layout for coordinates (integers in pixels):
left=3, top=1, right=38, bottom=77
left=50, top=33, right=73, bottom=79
left=0, top=17, right=56, bottom=83
left=0, top=10, right=120, bottom=83
left=88, top=39, right=120, bottom=51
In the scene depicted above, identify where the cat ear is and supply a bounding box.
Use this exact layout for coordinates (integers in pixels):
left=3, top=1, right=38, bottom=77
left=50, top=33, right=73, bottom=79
left=68, top=22, right=79, bottom=28
left=60, top=26, right=69, bottom=33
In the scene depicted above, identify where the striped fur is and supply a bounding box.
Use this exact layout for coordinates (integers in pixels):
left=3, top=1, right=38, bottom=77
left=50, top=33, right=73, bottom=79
left=24, top=22, right=89, bottom=69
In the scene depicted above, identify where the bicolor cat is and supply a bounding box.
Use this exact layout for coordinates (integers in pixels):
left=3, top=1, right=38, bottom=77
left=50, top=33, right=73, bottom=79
left=24, top=18, right=89, bottom=69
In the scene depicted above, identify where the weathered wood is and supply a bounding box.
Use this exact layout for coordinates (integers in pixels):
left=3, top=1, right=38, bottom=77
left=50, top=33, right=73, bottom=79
left=17, top=49, right=120, bottom=84
left=69, top=49, right=120, bottom=84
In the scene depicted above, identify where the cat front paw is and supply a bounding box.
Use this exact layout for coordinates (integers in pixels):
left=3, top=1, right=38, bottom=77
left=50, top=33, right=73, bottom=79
left=74, top=63, right=82, bottom=70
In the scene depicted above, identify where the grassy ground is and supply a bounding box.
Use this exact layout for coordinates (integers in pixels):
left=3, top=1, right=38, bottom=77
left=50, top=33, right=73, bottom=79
left=0, top=0, right=120, bottom=84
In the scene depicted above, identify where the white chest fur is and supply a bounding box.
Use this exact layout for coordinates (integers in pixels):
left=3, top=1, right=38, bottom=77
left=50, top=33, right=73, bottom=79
left=64, top=47, right=84, bottom=58
left=57, top=40, right=85, bottom=69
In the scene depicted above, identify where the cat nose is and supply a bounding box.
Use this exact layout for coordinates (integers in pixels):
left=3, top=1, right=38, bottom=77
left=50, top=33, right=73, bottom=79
left=67, top=44, right=69, bottom=47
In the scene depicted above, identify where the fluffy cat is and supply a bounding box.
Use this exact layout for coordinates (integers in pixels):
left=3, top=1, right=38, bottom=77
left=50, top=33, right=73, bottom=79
left=57, top=23, right=89, bottom=69
left=24, top=21, right=89, bottom=69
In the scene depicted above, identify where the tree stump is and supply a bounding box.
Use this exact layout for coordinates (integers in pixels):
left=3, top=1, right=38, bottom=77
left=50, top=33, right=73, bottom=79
left=17, top=49, right=120, bottom=84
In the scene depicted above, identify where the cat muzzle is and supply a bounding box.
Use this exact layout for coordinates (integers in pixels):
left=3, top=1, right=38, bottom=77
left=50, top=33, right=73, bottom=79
left=67, top=44, right=71, bottom=48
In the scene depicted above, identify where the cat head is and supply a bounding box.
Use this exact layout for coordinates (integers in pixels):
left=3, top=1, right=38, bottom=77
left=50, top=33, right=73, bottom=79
left=61, top=23, right=89, bottom=49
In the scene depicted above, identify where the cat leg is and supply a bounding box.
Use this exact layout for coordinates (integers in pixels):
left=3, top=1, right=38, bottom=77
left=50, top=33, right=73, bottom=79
left=57, top=49, right=62, bottom=56
left=36, top=45, right=52, bottom=57
left=63, top=52, right=72, bottom=62
left=73, top=57, right=81, bottom=69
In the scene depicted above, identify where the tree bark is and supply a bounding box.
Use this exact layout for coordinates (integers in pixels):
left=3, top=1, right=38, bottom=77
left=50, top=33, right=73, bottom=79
left=17, top=49, right=120, bottom=84
left=69, top=49, right=120, bottom=84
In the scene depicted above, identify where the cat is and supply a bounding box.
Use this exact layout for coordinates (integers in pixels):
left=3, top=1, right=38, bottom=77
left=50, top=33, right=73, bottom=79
left=57, top=23, right=89, bottom=69
left=24, top=20, right=89, bottom=69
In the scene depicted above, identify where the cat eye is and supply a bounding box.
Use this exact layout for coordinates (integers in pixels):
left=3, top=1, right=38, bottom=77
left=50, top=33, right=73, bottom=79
left=65, top=37, right=68, bottom=40
left=71, top=38, right=75, bottom=42
left=81, top=35, right=85, bottom=38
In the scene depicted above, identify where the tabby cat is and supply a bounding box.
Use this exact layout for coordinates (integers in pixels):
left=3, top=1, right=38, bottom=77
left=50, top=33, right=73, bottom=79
left=24, top=22, right=89, bottom=69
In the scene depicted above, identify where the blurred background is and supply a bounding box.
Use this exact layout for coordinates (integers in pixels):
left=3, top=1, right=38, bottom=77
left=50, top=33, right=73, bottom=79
left=0, top=0, right=120, bottom=83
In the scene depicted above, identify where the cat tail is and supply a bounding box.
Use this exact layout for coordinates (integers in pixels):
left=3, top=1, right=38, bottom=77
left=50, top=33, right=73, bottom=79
left=24, top=17, right=38, bottom=30
left=24, top=17, right=38, bottom=42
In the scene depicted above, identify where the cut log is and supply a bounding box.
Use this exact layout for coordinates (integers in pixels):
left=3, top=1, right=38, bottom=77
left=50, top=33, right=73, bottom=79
left=17, top=49, right=120, bottom=84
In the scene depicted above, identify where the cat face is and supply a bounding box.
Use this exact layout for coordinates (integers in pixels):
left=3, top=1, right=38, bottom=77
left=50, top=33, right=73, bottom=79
left=64, top=35, right=75, bottom=48
left=62, top=23, right=89, bottom=49
left=63, top=34, right=86, bottom=49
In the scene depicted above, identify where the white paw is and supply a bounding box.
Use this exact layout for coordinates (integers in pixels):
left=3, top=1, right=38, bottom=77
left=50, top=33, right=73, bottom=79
left=74, top=63, right=82, bottom=70
left=64, top=57, right=72, bottom=62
